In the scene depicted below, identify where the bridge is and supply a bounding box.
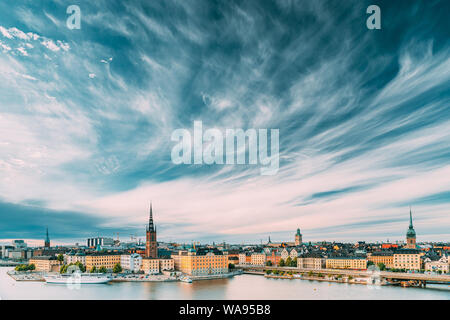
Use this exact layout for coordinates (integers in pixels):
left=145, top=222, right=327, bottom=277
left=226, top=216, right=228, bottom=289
left=237, top=265, right=450, bottom=286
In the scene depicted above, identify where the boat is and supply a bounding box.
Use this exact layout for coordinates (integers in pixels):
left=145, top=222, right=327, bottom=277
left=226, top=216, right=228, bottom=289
left=44, top=272, right=111, bottom=284
left=180, top=277, right=192, bottom=283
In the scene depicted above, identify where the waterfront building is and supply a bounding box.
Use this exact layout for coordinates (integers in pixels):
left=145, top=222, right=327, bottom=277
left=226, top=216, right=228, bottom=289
left=297, top=253, right=326, bottom=269
left=367, top=251, right=394, bottom=269
left=280, top=248, right=290, bottom=260
left=172, top=248, right=228, bottom=276
left=146, top=203, right=158, bottom=258
left=295, top=228, right=302, bottom=246
left=121, top=253, right=143, bottom=272
left=44, top=227, right=50, bottom=248
left=238, top=252, right=251, bottom=265
left=29, top=256, right=61, bottom=272
left=65, top=251, right=86, bottom=265
left=265, top=249, right=282, bottom=266
left=141, top=258, right=160, bottom=274
left=86, top=237, right=115, bottom=248
left=424, top=253, right=449, bottom=273
left=325, top=257, right=368, bottom=270
left=393, top=249, right=421, bottom=270
left=250, top=252, right=266, bottom=266
left=405, top=208, right=417, bottom=249
left=85, top=253, right=121, bottom=271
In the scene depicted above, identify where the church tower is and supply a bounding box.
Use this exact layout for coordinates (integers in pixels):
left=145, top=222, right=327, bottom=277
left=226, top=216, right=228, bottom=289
left=405, top=208, right=416, bottom=249
left=145, top=203, right=158, bottom=258
left=295, top=228, right=302, bottom=246
left=44, top=226, right=50, bottom=248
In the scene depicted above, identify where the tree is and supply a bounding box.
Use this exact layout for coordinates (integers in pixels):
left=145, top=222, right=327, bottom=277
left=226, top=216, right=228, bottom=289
left=279, top=259, right=285, bottom=267
left=113, top=263, right=123, bottom=274
left=90, top=266, right=97, bottom=273
left=75, top=261, right=86, bottom=272
left=28, top=263, right=35, bottom=271
left=99, top=266, right=108, bottom=273
left=265, top=261, right=272, bottom=266
left=377, top=263, right=386, bottom=271
left=292, top=257, right=298, bottom=267
left=60, top=264, right=68, bottom=274
left=228, top=263, right=235, bottom=270
left=265, top=270, right=272, bottom=275
left=285, top=257, right=292, bottom=267
left=57, top=254, right=64, bottom=263
left=367, top=261, right=374, bottom=267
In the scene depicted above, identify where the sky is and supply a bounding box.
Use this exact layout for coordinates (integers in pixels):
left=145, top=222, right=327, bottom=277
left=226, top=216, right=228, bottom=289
left=0, top=0, right=449, bottom=246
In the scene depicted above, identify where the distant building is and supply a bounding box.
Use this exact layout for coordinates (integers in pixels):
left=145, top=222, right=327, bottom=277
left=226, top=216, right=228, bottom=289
left=326, top=257, right=368, bottom=270
left=297, top=253, right=325, bottom=269
left=367, top=251, right=394, bottom=269
left=65, top=251, right=86, bottom=265
left=29, top=256, right=61, bottom=272
left=393, top=249, right=421, bottom=270
left=121, top=253, right=143, bottom=272
left=250, top=252, right=266, bottom=266
left=405, top=208, right=417, bottom=249
left=172, top=248, right=228, bottom=276
left=85, top=253, right=121, bottom=271
left=13, top=240, right=27, bottom=249
left=86, top=237, right=114, bottom=248
left=424, top=253, right=449, bottom=273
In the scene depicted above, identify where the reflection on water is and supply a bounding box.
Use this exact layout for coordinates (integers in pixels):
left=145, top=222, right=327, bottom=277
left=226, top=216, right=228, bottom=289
left=1, top=268, right=448, bottom=300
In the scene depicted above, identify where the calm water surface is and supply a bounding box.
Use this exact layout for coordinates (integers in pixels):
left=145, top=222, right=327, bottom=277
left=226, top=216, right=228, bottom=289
left=1, top=268, right=448, bottom=300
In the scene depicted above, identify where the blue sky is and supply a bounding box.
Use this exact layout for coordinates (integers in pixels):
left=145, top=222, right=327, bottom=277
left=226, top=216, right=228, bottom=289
left=0, top=0, right=449, bottom=245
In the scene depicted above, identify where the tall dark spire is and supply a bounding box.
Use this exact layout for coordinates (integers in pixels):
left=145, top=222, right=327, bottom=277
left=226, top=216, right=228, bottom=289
left=45, top=226, right=50, bottom=247
left=148, top=202, right=155, bottom=232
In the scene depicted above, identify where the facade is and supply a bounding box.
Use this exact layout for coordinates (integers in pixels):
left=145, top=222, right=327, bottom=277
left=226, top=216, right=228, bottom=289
left=172, top=248, right=228, bottom=276
left=121, top=253, right=143, bottom=272
left=86, top=237, right=114, bottom=248
left=266, top=250, right=282, bottom=266
left=65, top=252, right=87, bottom=265
left=141, top=258, right=160, bottom=274
left=393, top=249, right=421, bottom=270
left=85, top=254, right=121, bottom=271
left=326, top=257, right=368, bottom=270
left=250, top=252, right=266, bottom=266
left=159, top=258, right=174, bottom=271
left=405, top=209, right=417, bottom=249
left=297, top=254, right=326, bottom=269
left=145, top=203, right=158, bottom=258
left=238, top=252, right=251, bottom=265
left=368, top=251, right=394, bottom=269
left=295, top=228, right=302, bottom=246
left=424, top=254, right=449, bottom=273
left=29, top=256, right=60, bottom=272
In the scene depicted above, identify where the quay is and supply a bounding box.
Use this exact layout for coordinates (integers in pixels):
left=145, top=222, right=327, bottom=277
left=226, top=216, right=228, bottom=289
left=238, top=265, right=450, bottom=288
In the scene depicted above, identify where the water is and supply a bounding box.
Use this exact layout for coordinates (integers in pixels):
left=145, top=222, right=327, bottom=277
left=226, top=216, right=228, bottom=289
left=1, top=267, right=448, bottom=300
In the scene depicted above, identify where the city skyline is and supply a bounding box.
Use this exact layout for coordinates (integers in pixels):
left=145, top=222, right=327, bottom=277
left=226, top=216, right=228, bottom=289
left=0, top=1, right=449, bottom=244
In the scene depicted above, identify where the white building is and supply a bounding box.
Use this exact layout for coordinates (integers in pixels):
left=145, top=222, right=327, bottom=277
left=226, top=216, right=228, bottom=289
left=424, top=254, right=449, bottom=273
left=65, top=252, right=87, bottom=265
left=121, top=253, right=143, bottom=272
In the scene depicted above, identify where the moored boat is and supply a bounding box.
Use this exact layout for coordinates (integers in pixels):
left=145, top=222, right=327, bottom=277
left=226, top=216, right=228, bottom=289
left=44, top=272, right=111, bottom=284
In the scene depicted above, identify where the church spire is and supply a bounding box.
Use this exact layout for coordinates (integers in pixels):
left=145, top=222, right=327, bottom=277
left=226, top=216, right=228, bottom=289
left=409, top=207, right=413, bottom=228
left=45, top=226, right=50, bottom=247
left=148, top=202, right=155, bottom=232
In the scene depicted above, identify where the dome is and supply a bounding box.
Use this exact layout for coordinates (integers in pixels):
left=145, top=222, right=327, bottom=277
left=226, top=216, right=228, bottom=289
left=407, top=227, right=416, bottom=238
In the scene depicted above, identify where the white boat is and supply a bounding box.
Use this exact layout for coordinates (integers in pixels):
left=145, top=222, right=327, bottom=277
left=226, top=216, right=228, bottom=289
left=44, top=272, right=111, bottom=284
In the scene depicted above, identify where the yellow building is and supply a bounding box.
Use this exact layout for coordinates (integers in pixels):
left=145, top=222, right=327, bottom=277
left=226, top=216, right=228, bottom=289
left=393, top=249, right=421, bottom=270
left=29, top=256, right=61, bottom=272
left=172, top=248, right=228, bottom=276
left=250, top=252, right=266, bottom=266
left=141, top=258, right=175, bottom=274
left=297, top=254, right=326, bottom=269
left=85, top=254, right=121, bottom=271
left=368, top=252, right=394, bottom=269
left=326, top=257, right=367, bottom=270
